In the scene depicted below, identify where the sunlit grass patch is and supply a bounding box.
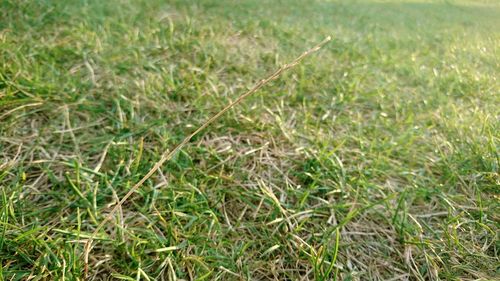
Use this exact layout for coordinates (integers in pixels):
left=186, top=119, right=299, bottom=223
left=1, top=0, right=499, bottom=279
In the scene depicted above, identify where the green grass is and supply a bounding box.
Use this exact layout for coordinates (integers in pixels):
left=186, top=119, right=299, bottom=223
left=1, top=0, right=499, bottom=280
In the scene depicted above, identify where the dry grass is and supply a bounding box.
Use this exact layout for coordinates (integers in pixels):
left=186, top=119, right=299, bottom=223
left=83, top=35, right=332, bottom=276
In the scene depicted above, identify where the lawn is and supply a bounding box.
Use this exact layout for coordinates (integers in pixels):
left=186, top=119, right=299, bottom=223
left=0, top=0, right=499, bottom=280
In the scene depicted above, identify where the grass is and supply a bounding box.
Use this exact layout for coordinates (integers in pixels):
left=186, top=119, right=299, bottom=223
left=0, top=0, right=499, bottom=280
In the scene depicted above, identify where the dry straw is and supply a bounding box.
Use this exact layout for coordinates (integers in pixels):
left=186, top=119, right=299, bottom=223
left=83, top=36, right=332, bottom=275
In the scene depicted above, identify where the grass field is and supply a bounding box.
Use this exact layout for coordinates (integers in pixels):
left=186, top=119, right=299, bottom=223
left=1, top=0, right=499, bottom=280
